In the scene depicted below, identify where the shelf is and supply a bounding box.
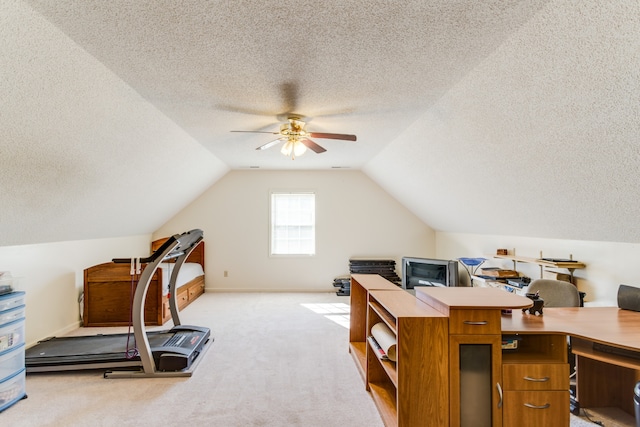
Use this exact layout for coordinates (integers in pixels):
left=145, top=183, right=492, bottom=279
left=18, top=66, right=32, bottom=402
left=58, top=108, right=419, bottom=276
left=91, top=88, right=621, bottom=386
left=369, top=382, right=398, bottom=426
left=572, top=338, right=640, bottom=370
left=369, top=299, right=397, bottom=334
left=494, top=251, right=585, bottom=284
left=502, top=334, right=568, bottom=364
left=494, top=254, right=585, bottom=270
left=349, top=342, right=367, bottom=382
left=367, top=338, right=398, bottom=387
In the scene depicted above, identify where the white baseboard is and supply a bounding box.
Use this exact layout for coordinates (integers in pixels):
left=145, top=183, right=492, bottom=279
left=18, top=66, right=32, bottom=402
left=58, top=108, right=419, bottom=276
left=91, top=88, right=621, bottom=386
left=205, top=287, right=336, bottom=293
left=26, top=320, right=82, bottom=348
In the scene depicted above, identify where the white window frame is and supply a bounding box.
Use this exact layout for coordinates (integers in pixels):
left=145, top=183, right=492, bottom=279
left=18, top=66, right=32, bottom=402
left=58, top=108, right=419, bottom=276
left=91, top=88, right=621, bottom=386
left=269, top=191, right=316, bottom=256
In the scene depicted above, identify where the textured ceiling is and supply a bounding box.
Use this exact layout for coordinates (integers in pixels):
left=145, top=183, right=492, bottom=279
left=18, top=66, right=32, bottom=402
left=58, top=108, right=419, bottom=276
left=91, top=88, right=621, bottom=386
left=365, top=0, right=640, bottom=243
left=23, top=0, right=549, bottom=169
left=2, top=0, right=640, bottom=246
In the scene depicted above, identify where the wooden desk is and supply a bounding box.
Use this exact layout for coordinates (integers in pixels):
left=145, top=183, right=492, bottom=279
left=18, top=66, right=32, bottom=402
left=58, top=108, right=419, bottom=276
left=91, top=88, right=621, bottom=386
left=502, top=307, right=640, bottom=416
left=350, top=279, right=640, bottom=426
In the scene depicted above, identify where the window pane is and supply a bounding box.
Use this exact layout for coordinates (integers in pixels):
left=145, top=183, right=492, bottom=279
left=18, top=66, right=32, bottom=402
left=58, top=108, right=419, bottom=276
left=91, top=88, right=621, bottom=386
left=271, top=193, right=315, bottom=255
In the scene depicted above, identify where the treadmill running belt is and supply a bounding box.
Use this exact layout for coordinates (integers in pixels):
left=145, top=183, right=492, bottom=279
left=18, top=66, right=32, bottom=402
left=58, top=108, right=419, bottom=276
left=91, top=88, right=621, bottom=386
left=25, top=331, right=173, bottom=367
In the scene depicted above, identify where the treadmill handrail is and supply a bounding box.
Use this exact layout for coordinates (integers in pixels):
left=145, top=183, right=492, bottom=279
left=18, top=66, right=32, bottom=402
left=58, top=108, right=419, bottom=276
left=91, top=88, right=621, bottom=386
left=112, top=229, right=203, bottom=264
left=166, top=235, right=203, bottom=327
left=129, top=229, right=204, bottom=374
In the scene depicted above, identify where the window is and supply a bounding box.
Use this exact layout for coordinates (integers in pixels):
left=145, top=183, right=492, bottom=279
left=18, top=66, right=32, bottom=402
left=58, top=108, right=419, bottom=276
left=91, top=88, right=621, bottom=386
left=270, top=192, right=315, bottom=256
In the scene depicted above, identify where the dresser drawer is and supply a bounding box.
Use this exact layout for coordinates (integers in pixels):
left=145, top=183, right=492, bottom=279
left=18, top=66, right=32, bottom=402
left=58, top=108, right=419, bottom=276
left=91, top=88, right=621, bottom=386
left=449, top=309, right=501, bottom=334
left=503, top=390, right=569, bottom=427
left=177, top=289, right=189, bottom=310
left=188, top=283, right=203, bottom=300
left=503, top=363, right=569, bottom=391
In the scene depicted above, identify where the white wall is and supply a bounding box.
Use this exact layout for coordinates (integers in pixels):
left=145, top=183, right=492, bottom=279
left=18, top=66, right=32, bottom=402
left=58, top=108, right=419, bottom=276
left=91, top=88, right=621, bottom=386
left=154, top=170, right=435, bottom=291
left=437, top=232, right=640, bottom=307
left=0, top=235, right=151, bottom=345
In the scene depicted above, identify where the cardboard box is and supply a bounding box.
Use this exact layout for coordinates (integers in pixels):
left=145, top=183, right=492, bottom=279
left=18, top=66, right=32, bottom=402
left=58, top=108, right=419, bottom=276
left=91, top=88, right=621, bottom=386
left=480, top=268, right=519, bottom=278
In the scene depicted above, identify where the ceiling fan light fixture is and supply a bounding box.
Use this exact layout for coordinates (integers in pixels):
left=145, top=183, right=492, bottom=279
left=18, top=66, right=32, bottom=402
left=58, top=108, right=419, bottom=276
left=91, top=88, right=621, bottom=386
left=232, top=114, right=356, bottom=157
left=280, top=138, right=307, bottom=159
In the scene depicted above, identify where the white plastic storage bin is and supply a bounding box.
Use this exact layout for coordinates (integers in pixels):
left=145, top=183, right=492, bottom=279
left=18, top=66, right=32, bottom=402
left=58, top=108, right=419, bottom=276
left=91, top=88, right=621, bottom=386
left=0, top=318, right=25, bottom=353
left=0, top=368, right=26, bottom=413
left=0, top=345, right=25, bottom=383
left=0, top=305, right=25, bottom=326
left=0, top=292, right=25, bottom=314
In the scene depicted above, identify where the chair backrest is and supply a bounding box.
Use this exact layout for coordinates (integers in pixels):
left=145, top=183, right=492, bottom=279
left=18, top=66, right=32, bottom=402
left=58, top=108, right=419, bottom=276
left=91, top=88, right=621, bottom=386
left=527, top=279, right=581, bottom=307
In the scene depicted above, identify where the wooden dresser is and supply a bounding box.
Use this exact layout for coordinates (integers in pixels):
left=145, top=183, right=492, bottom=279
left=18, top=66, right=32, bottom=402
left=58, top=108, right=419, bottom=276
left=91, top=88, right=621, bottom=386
left=82, top=239, right=205, bottom=327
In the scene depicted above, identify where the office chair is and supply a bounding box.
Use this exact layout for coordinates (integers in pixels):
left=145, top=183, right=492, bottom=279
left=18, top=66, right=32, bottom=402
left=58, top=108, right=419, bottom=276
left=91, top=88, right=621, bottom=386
left=527, top=279, right=581, bottom=308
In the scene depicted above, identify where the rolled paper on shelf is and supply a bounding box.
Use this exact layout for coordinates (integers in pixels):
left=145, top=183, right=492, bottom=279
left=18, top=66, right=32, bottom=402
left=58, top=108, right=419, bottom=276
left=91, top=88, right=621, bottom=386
left=371, top=322, right=397, bottom=362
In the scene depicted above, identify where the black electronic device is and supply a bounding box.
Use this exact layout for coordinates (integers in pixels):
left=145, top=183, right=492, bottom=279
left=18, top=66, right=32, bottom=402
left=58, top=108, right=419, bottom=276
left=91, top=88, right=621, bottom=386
left=506, top=277, right=531, bottom=288
left=401, top=257, right=459, bottom=289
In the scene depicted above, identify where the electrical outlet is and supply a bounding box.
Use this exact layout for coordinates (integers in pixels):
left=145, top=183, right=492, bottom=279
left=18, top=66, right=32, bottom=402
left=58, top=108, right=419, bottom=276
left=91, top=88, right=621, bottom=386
left=224, top=270, right=228, bottom=277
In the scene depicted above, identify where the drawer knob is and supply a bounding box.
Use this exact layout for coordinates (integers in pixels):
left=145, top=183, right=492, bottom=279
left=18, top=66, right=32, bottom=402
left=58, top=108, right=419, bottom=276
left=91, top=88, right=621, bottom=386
left=524, top=376, right=550, bottom=382
left=524, top=403, right=551, bottom=409
left=463, top=321, right=488, bottom=325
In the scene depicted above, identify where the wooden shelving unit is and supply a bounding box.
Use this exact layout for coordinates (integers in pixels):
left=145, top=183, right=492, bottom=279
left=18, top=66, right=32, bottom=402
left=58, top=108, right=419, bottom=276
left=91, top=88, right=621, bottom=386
left=349, top=274, right=448, bottom=427
left=494, top=251, right=585, bottom=282
left=349, top=274, right=401, bottom=382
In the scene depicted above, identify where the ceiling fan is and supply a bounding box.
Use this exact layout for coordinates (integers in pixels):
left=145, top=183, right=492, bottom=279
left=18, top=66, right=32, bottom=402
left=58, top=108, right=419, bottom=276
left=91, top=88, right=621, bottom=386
left=231, top=116, right=357, bottom=159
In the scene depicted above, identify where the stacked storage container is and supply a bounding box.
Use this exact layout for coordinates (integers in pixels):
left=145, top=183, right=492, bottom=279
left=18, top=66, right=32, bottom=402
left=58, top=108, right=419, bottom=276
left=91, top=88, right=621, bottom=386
left=0, top=291, right=26, bottom=412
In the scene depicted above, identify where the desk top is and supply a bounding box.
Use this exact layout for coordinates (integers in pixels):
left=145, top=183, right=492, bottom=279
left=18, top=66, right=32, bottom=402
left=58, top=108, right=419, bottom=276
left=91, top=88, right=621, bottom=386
left=416, top=286, right=532, bottom=312
left=502, top=306, right=640, bottom=352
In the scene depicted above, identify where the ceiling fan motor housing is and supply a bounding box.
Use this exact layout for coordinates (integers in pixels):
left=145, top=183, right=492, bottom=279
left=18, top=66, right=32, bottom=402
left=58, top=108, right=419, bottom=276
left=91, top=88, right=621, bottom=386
left=280, top=118, right=307, bottom=138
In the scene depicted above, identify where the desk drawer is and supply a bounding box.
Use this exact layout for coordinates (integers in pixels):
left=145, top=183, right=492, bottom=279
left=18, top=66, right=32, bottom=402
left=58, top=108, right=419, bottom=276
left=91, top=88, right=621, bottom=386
left=503, top=390, right=569, bottom=427
left=503, top=363, right=569, bottom=391
left=449, top=309, right=501, bottom=335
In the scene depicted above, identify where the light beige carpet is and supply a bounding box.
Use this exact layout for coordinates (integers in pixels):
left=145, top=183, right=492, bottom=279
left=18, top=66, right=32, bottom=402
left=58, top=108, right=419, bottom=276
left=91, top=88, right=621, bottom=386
left=3, top=292, right=626, bottom=426
left=4, top=292, right=384, bottom=427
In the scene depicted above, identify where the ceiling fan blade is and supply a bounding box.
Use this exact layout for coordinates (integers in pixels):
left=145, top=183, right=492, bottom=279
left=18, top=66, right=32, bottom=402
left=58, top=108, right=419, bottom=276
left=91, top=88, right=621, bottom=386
left=308, top=132, right=357, bottom=141
left=256, top=138, right=286, bottom=151
left=231, top=130, right=280, bottom=135
left=300, top=138, right=327, bottom=154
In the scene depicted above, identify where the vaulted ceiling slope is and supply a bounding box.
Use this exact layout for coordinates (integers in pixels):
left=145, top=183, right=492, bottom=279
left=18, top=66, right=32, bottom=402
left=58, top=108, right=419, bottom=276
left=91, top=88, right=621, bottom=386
left=1, top=1, right=228, bottom=246
left=365, top=0, right=640, bottom=243
left=2, top=1, right=639, bottom=247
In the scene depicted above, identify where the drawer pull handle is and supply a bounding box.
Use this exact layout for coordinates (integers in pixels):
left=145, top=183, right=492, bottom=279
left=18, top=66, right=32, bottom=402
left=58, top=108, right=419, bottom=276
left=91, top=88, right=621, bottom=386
left=524, top=403, right=551, bottom=409
left=524, top=376, right=550, bottom=382
left=463, top=321, right=488, bottom=325
left=496, top=383, right=503, bottom=409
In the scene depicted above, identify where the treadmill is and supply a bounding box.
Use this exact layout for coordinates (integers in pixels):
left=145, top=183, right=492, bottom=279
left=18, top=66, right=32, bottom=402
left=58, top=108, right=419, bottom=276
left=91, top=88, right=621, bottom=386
left=25, top=229, right=213, bottom=378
